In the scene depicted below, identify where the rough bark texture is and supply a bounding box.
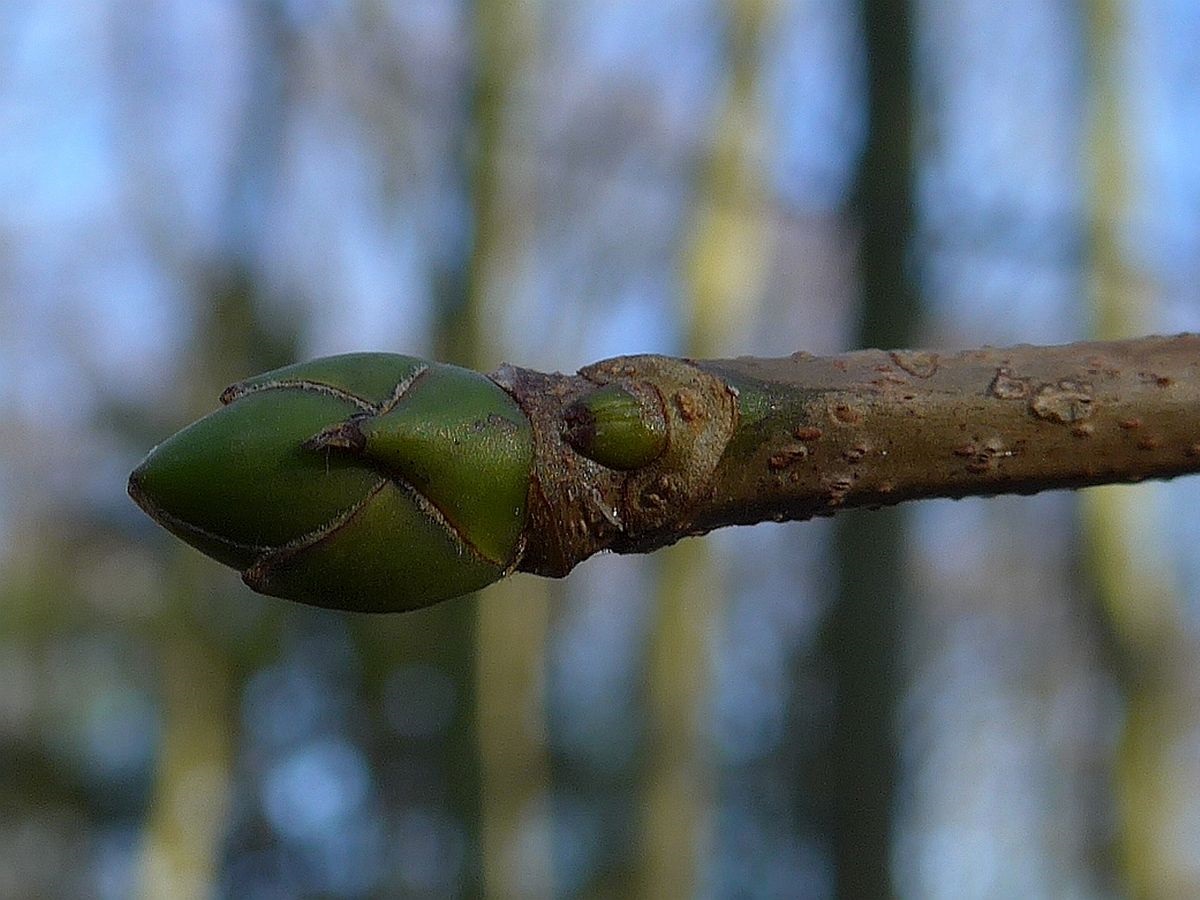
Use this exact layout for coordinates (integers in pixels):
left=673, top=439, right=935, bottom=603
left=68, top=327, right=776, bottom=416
left=497, top=334, right=1200, bottom=578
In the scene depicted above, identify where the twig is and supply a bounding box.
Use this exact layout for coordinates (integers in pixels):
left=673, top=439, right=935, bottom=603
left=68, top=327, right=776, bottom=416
left=129, top=335, right=1200, bottom=611
left=505, top=334, right=1200, bottom=578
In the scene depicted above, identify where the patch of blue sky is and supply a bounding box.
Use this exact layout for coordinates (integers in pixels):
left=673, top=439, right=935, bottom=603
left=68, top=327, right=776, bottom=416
left=553, top=0, right=720, bottom=78
left=74, top=243, right=191, bottom=406
left=917, top=0, right=1088, bottom=342
left=261, top=736, right=375, bottom=846
left=259, top=124, right=435, bottom=357
left=276, top=0, right=355, bottom=30
left=1170, top=477, right=1200, bottom=636
left=380, top=0, right=465, bottom=46
left=2, top=7, right=121, bottom=229
left=897, top=644, right=1068, bottom=898
left=922, top=244, right=1087, bottom=343
left=1, top=1, right=225, bottom=440
left=706, top=523, right=830, bottom=767
left=760, top=0, right=866, bottom=212
left=576, top=278, right=682, bottom=359
left=242, top=660, right=341, bottom=754
left=1147, top=1, right=1200, bottom=658
left=917, top=0, right=1086, bottom=254
left=550, top=555, right=656, bottom=773
left=549, top=795, right=611, bottom=898
left=6, top=294, right=100, bottom=426
left=904, top=6, right=1115, bottom=895
left=91, top=825, right=141, bottom=900
left=524, top=172, right=693, bottom=362
left=709, top=611, right=791, bottom=764
left=1124, top=0, right=1200, bottom=282
left=549, top=0, right=725, bottom=143
left=114, top=0, right=256, bottom=253
left=82, top=683, right=160, bottom=786
left=708, top=804, right=832, bottom=900
left=532, top=216, right=685, bottom=382
left=302, top=211, right=431, bottom=357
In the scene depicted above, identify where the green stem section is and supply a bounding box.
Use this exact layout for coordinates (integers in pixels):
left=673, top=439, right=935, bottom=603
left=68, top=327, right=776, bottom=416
left=502, top=334, right=1200, bottom=579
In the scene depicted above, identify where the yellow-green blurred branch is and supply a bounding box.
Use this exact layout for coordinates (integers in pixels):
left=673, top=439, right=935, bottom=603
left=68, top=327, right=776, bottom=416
left=640, top=0, right=775, bottom=891
left=1084, top=3, right=1200, bottom=896
left=466, top=0, right=552, bottom=894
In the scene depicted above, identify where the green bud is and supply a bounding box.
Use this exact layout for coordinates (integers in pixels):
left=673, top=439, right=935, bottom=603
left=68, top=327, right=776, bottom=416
left=562, top=384, right=667, bottom=470
left=128, top=353, right=534, bottom=613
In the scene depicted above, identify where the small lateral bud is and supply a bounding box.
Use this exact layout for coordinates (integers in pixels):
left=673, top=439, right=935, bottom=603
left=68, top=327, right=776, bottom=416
left=563, top=383, right=668, bottom=470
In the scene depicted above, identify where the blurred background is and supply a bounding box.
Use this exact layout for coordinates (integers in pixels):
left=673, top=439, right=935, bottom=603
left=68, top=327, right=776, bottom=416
left=3, top=0, right=1200, bottom=897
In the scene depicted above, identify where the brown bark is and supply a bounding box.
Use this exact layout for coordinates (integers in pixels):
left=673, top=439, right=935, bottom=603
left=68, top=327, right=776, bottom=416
left=498, top=334, right=1200, bottom=578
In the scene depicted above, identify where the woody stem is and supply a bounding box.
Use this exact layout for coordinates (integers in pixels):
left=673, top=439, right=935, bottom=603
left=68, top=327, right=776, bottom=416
left=503, top=334, right=1200, bottom=577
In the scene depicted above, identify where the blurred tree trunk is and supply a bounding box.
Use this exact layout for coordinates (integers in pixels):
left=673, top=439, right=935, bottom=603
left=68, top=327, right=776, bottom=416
left=136, top=5, right=300, bottom=891
left=464, top=0, right=553, bottom=895
left=1083, top=3, right=1200, bottom=895
left=137, top=590, right=234, bottom=900
left=138, top=273, right=297, bottom=898
left=823, top=1, right=917, bottom=896
left=639, top=0, right=775, bottom=894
